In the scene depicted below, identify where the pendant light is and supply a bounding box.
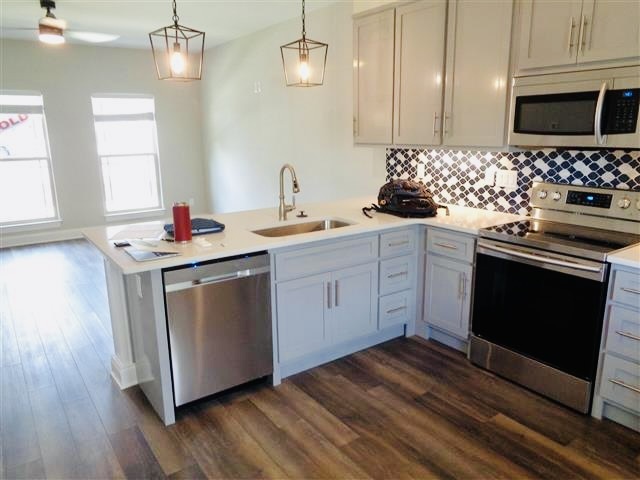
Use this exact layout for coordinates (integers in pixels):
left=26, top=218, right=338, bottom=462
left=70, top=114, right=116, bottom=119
left=149, top=0, right=205, bottom=81
left=280, top=0, right=328, bottom=87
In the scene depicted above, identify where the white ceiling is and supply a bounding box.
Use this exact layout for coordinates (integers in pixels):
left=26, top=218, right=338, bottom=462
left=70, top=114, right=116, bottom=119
left=0, top=0, right=337, bottom=49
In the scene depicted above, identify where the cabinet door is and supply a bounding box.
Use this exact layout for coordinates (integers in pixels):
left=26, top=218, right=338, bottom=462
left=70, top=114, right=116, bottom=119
left=518, top=0, right=583, bottom=70
left=331, top=262, right=379, bottom=345
left=393, top=0, right=446, bottom=145
left=579, top=0, right=640, bottom=64
left=353, top=9, right=395, bottom=144
left=423, top=255, right=472, bottom=339
left=276, top=273, right=331, bottom=362
left=443, top=0, right=513, bottom=147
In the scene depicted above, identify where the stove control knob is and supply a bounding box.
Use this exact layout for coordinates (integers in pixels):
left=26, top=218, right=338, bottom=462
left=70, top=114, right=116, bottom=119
left=537, top=190, right=548, bottom=199
left=617, top=197, right=631, bottom=209
left=552, top=191, right=562, bottom=201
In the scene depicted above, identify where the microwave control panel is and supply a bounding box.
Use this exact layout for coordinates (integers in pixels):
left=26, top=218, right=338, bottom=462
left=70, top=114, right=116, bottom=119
left=603, top=89, right=639, bottom=134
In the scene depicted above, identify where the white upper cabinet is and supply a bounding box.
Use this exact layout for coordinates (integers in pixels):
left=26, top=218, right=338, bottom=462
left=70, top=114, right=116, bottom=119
left=442, top=0, right=513, bottom=147
left=353, top=9, right=395, bottom=144
left=579, top=0, right=640, bottom=64
left=517, top=0, right=640, bottom=72
left=393, top=1, right=447, bottom=146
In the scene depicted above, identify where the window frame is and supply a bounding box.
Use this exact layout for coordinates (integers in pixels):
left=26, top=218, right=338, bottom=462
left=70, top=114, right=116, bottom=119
left=0, top=92, right=61, bottom=228
left=91, top=94, right=164, bottom=218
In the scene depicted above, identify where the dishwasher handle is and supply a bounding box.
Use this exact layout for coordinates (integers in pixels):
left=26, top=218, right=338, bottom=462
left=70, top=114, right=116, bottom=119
left=165, top=265, right=270, bottom=293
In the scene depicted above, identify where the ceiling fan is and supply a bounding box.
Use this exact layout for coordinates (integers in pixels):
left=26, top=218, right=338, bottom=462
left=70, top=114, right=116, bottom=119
left=13, top=0, right=120, bottom=45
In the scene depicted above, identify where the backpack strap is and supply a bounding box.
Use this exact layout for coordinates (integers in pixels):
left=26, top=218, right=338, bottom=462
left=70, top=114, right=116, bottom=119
left=362, top=204, right=380, bottom=218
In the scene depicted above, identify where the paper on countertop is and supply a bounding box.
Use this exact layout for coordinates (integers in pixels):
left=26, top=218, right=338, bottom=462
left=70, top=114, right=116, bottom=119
left=109, top=225, right=166, bottom=241
left=128, top=239, right=178, bottom=253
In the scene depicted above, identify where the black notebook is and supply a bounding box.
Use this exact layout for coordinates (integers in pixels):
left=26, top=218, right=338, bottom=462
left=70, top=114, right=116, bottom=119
left=164, top=217, right=225, bottom=236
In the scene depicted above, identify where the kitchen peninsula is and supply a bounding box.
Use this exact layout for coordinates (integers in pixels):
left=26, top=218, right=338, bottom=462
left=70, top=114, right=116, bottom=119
left=83, top=196, right=523, bottom=424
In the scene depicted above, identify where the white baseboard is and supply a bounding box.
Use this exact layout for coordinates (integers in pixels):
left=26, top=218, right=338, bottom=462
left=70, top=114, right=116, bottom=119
left=111, top=355, right=138, bottom=389
left=0, top=227, right=83, bottom=248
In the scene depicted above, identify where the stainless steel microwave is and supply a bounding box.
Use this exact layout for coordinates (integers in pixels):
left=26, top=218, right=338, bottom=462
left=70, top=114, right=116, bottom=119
left=508, top=66, right=640, bottom=149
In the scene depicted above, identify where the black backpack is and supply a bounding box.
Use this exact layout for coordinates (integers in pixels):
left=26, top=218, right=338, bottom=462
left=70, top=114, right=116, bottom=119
left=363, top=179, right=449, bottom=218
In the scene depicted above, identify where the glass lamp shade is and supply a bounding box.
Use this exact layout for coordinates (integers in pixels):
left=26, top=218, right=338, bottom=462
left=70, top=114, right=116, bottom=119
left=280, top=37, right=328, bottom=87
left=149, top=24, right=205, bottom=81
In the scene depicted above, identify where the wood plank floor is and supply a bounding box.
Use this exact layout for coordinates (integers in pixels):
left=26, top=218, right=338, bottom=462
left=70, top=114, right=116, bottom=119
left=1, top=239, right=639, bottom=479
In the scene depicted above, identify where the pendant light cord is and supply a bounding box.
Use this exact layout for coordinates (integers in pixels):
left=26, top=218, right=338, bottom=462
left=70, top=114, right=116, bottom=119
left=301, top=0, right=306, bottom=39
left=172, top=0, right=179, bottom=26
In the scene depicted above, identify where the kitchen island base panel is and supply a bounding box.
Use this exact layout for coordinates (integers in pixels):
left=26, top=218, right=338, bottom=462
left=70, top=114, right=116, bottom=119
left=415, top=321, right=469, bottom=354
left=279, top=324, right=406, bottom=379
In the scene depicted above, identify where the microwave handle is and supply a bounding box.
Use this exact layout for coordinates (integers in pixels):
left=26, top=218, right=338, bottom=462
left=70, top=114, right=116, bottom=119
left=594, top=81, right=608, bottom=145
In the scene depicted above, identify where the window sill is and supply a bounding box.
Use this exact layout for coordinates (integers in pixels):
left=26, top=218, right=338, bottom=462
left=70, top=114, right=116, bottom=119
left=104, top=208, right=166, bottom=223
left=0, top=218, right=63, bottom=234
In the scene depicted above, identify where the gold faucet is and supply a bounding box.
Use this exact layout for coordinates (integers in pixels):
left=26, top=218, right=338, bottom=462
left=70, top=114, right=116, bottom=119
left=279, top=164, right=300, bottom=221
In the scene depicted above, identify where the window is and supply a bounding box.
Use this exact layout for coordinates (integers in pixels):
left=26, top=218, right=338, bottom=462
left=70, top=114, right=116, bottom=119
left=0, top=94, right=59, bottom=226
left=91, top=96, right=163, bottom=214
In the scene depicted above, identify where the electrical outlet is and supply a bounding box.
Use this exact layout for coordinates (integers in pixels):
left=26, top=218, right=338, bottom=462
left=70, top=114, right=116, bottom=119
left=417, top=164, right=425, bottom=179
left=495, top=169, right=518, bottom=190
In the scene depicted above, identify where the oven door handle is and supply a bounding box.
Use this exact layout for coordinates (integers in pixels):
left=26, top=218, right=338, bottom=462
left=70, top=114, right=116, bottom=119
left=478, top=242, right=603, bottom=273
left=594, top=81, right=608, bottom=146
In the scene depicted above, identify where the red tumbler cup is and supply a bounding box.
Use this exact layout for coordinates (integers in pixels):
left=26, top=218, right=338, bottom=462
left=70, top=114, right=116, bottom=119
left=172, top=202, right=192, bottom=243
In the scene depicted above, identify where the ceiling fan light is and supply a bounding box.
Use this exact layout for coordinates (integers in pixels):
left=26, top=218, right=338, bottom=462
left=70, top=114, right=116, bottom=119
left=38, top=23, right=65, bottom=44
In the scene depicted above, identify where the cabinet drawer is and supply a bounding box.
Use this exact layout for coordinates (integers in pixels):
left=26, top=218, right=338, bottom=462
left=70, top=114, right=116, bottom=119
left=611, top=269, right=640, bottom=309
left=605, top=305, right=640, bottom=362
left=379, top=255, right=416, bottom=295
left=426, top=229, right=475, bottom=263
left=275, top=235, right=378, bottom=281
left=379, top=290, right=413, bottom=329
left=600, top=354, right=640, bottom=414
left=380, top=228, right=417, bottom=258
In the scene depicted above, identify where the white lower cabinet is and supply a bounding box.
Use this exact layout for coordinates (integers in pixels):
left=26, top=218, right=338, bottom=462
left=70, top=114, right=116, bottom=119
left=329, top=263, right=379, bottom=345
left=276, top=263, right=378, bottom=363
left=593, top=264, right=640, bottom=432
left=422, top=227, right=475, bottom=347
left=276, top=272, right=332, bottom=363
left=423, top=255, right=472, bottom=339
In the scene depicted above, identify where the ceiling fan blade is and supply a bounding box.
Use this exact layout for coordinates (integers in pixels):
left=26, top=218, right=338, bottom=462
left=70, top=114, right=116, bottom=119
left=66, top=31, right=120, bottom=43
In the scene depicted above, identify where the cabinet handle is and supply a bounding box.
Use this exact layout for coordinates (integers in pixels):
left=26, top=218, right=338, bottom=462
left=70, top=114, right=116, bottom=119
left=458, top=273, right=464, bottom=299
left=353, top=117, right=358, bottom=137
left=609, top=378, right=640, bottom=395
left=616, top=330, right=640, bottom=342
left=432, top=112, right=440, bottom=136
left=335, top=280, right=339, bottom=307
left=387, top=271, right=408, bottom=279
left=443, top=114, right=449, bottom=135
left=386, top=306, right=407, bottom=315
left=566, top=16, right=575, bottom=53
left=327, top=281, right=332, bottom=309
left=462, top=273, right=467, bottom=298
left=621, top=287, right=640, bottom=295
left=435, top=242, right=458, bottom=250
left=577, top=14, right=587, bottom=55
left=388, top=240, right=410, bottom=247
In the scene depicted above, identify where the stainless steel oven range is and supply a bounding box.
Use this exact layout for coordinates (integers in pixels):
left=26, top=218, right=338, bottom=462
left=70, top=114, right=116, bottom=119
left=470, top=182, right=640, bottom=413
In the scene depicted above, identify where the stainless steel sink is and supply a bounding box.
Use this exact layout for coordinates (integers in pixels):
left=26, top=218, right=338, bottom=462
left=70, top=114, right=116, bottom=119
left=252, top=219, right=354, bottom=237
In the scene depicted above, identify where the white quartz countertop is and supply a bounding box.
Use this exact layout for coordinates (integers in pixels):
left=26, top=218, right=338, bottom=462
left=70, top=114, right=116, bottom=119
left=82, top=196, right=525, bottom=275
left=607, top=243, right=640, bottom=269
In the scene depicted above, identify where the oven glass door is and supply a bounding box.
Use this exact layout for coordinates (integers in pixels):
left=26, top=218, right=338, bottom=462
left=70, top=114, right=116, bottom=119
left=472, top=250, right=608, bottom=381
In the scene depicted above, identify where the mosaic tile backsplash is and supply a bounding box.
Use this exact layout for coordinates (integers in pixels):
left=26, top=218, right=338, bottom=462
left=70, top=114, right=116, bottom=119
left=386, top=148, right=640, bottom=215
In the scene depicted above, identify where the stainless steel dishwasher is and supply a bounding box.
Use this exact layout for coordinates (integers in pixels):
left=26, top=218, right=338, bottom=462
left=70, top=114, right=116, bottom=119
left=163, top=252, right=272, bottom=407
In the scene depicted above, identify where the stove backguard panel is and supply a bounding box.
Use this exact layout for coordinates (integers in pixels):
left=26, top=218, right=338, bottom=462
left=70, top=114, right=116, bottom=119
left=385, top=148, right=640, bottom=215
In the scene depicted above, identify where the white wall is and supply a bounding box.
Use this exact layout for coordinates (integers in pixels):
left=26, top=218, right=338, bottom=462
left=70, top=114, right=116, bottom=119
left=0, top=40, right=208, bottom=246
left=201, top=1, right=386, bottom=214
